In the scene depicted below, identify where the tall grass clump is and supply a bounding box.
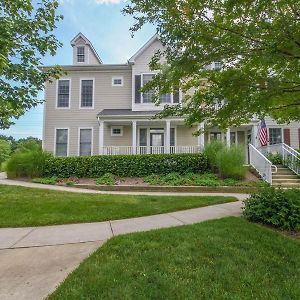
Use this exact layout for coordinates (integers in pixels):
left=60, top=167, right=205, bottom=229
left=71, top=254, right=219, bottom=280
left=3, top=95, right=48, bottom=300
left=5, top=141, right=51, bottom=178
left=203, top=140, right=225, bottom=171
left=216, top=145, right=247, bottom=179
left=204, top=141, right=246, bottom=179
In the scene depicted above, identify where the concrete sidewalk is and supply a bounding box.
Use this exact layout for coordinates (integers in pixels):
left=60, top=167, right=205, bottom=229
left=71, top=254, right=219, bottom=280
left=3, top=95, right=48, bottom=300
left=0, top=175, right=249, bottom=198
left=0, top=201, right=243, bottom=250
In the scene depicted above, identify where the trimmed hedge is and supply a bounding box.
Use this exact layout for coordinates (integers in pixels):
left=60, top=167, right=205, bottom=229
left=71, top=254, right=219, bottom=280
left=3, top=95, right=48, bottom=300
left=43, top=153, right=208, bottom=178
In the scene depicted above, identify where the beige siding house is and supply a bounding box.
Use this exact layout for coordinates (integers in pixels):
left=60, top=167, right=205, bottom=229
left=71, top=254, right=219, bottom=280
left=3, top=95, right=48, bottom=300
left=43, top=33, right=300, bottom=161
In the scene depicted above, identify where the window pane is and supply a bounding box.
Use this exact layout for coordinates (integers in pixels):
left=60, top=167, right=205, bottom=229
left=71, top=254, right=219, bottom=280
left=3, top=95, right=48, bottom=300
left=56, top=129, right=68, bottom=143
left=81, top=80, right=93, bottom=107
left=80, top=129, right=92, bottom=156
left=56, top=129, right=68, bottom=156
left=160, top=94, right=171, bottom=103
left=170, top=128, right=175, bottom=146
left=57, top=80, right=70, bottom=107
left=230, top=132, right=236, bottom=144
left=269, top=128, right=282, bottom=145
left=142, top=74, right=154, bottom=103
left=139, top=128, right=147, bottom=146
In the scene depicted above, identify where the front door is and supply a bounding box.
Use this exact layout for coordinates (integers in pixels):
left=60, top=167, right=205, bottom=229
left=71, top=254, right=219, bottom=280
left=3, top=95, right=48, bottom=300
left=150, top=133, right=164, bottom=153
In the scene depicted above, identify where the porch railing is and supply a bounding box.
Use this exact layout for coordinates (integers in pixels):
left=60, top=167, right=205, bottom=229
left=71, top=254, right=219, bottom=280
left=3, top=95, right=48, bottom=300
left=101, top=146, right=201, bottom=155
left=259, top=143, right=300, bottom=176
left=249, top=144, right=277, bottom=184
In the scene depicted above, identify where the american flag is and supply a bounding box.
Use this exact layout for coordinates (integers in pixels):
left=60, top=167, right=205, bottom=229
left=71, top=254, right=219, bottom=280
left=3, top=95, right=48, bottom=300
left=258, top=119, right=268, bottom=146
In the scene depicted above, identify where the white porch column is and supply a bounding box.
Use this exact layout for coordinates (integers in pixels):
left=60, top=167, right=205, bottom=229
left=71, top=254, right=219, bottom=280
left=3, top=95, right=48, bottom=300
left=198, top=122, right=205, bottom=150
left=251, top=123, right=259, bottom=148
left=132, top=120, right=137, bottom=154
left=99, top=120, right=104, bottom=155
left=226, top=128, right=231, bottom=147
left=165, top=120, right=171, bottom=153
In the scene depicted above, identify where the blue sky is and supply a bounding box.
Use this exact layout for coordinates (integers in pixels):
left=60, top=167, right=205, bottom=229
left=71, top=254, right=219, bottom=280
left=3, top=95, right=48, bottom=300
left=0, top=0, right=154, bottom=140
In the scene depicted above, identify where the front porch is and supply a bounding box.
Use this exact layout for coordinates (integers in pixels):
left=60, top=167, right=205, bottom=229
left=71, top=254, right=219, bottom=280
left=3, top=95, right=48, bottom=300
left=97, top=108, right=259, bottom=157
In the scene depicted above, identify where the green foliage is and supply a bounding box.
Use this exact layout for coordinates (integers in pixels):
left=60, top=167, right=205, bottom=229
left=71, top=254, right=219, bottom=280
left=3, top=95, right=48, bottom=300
left=0, top=0, right=63, bottom=128
left=44, top=153, right=209, bottom=178
left=15, top=138, right=42, bottom=153
left=243, top=188, right=300, bottom=231
left=204, top=141, right=246, bottom=179
left=96, top=173, right=116, bottom=186
left=203, top=140, right=225, bottom=170
left=0, top=139, right=11, bottom=165
left=216, top=145, right=247, bottom=179
left=32, top=177, right=58, bottom=185
left=124, top=1, right=300, bottom=129
left=6, top=147, right=51, bottom=178
left=267, top=153, right=283, bottom=165
left=144, top=172, right=241, bottom=186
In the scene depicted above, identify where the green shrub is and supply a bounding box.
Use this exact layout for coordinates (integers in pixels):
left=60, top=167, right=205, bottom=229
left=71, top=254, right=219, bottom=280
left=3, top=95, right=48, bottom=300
left=0, top=139, right=11, bottom=166
left=44, top=153, right=209, bottom=178
left=32, top=177, right=58, bottom=185
left=267, top=153, right=283, bottom=165
left=203, top=140, right=225, bottom=171
left=216, top=145, right=247, bottom=179
left=96, top=173, right=116, bottom=185
left=243, top=187, right=300, bottom=231
left=6, top=148, right=51, bottom=178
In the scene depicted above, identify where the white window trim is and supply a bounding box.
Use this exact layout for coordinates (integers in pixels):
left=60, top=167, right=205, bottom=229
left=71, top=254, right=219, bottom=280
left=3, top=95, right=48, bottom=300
left=112, top=76, right=124, bottom=87
left=54, top=128, right=70, bottom=157
left=111, top=126, right=123, bottom=137
left=79, top=78, right=95, bottom=109
left=56, top=78, right=71, bottom=109
left=77, top=127, right=94, bottom=156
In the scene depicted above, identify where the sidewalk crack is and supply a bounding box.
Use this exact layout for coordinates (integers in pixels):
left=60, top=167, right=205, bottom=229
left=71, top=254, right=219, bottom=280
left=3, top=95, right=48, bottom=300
left=109, top=221, right=115, bottom=236
left=10, top=227, right=37, bottom=248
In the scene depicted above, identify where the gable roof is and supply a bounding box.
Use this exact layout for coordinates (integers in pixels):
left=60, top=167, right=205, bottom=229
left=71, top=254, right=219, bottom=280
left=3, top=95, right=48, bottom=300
left=128, top=34, right=161, bottom=63
left=70, top=32, right=103, bottom=64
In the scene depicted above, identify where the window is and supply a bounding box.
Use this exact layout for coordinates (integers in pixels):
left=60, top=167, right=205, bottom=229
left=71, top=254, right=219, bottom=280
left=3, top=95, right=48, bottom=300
left=269, top=128, right=282, bottom=145
left=111, top=127, right=123, bottom=136
left=142, top=74, right=155, bottom=103
left=210, top=132, right=222, bottom=141
left=77, top=46, right=85, bottom=62
left=170, top=128, right=175, bottom=146
left=57, top=80, right=70, bottom=108
left=142, top=74, right=173, bottom=104
left=55, top=129, right=68, bottom=156
left=79, top=129, right=92, bottom=156
left=214, top=62, right=223, bottom=70
left=80, top=79, right=94, bottom=108
left=112, top=77, right=123, bottom=86
left=230, top=132, right=236, bottom=145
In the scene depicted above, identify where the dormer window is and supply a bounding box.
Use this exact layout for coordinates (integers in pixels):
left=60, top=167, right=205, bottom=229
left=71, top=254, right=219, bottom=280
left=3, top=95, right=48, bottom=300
left=77, top=46, right=85, bottom=63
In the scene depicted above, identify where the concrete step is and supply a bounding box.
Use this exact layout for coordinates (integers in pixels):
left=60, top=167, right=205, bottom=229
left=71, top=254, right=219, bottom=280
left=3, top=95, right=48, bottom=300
left=272, top=178, right=300, bottom=184
left=273, top=183, right=300, bottom=188
left=273, top=174, right=300, bottom=179
left=275, top=169, right=295, bottom=175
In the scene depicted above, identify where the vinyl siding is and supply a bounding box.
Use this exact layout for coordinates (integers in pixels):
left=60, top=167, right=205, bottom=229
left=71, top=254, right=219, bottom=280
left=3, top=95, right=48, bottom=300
left=104, top=125, right=132, bottom=146
left=176, top=125, right=198, bottom=146
left=43, top=69, right=132, bottom=155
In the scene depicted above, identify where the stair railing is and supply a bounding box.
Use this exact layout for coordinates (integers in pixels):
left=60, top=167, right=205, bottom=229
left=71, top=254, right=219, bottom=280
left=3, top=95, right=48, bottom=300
left=282, top=143, right=300, bottom=176
left=249, top=144, right=277, bottom=184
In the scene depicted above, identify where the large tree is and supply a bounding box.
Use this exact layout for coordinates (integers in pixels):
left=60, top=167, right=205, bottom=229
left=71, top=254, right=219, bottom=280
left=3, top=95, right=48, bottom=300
left=124, top=0, right=300, bottom=130
left=0, top=0, right=62, bottom=129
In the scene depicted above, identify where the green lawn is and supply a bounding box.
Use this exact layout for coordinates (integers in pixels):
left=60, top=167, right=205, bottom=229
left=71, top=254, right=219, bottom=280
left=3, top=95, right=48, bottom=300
left=49, top=217, right=300, bottom=300
left=0, top=185, right=236, bottom=227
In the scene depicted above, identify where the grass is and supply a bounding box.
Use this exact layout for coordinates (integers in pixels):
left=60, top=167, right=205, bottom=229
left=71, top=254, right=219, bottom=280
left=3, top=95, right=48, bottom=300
left=0, top=185, right=236, bottom=227
left=49, top=217, right=300, bottom=300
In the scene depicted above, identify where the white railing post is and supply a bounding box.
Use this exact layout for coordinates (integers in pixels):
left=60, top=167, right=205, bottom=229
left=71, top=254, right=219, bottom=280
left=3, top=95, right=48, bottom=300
left=99, top=120, right=104, bottom=155
left=198, top=122, right=205, bottom=150
left=226, top=128, right=231, bottom=147
left=132, top=121, right=137, bottom=154
left=165, top=120, right=170, bottom=154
